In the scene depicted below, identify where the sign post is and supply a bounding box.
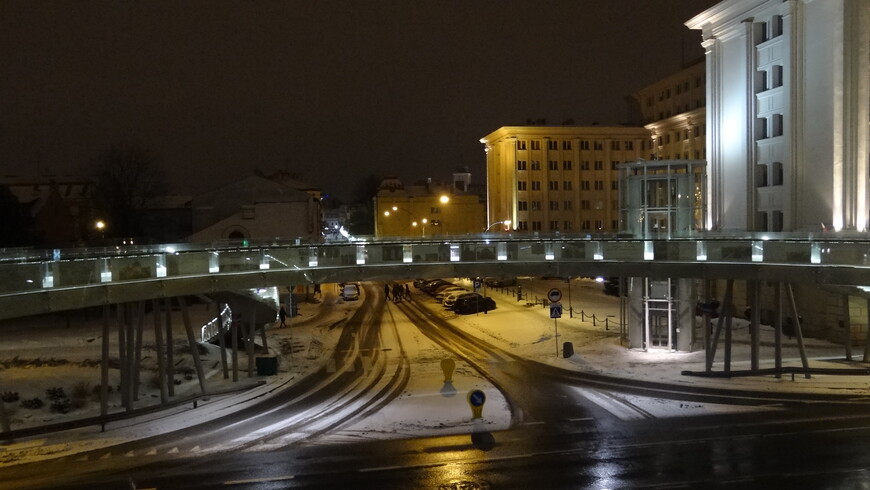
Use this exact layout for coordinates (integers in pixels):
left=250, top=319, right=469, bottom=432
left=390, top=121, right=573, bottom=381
left=550, top=301, right=562, bottom=357
left=548, top=288, right=563, bottom=357
left=468, top=389, right=486, bottom=419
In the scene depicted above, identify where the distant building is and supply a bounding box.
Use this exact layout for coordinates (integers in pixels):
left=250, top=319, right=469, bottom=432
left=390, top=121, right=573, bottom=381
left=188, top=175, right=322, bottom=243
left=687, top=0, right=870, bottom=232
left=480, top=126, right=650, bottom=234
left=139, top=195, right=192, bottom=244
left=0, top=175, right=96, bottom=246
left=634, top=60, right=707, bottom=162
left=374, top=171, right=486, bottom=238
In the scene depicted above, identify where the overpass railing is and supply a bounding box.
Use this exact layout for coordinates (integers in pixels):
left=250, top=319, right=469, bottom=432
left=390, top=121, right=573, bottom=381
left=0, top=231, right=868, bottom=299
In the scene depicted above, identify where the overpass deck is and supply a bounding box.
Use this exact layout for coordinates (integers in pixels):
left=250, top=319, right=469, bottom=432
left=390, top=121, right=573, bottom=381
left=0, top=232, right=868, bottom=320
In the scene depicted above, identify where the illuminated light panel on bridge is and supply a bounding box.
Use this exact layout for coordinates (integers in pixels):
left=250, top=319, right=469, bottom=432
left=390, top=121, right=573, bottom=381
left=752, top=240, right=764, bottom=262
left=644, top=241, right=654, bottom=261
left=696, top=241, right=707, bottom=261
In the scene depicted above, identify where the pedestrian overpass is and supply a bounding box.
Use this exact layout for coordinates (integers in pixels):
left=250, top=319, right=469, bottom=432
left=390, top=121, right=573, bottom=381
left=1, top=231, right=868, bottom=322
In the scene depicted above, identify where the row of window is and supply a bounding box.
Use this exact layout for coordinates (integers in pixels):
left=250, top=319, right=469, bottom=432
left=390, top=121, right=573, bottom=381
left=755, top=65, right=784, bottom=92
left=517, top=199, right=618, bottom=211
left=516, top=160, right=628, bottom=171
left=656, top=99, right=704, bottom=120
left=649, top=76, right=705, bottom=104
left=514, top=220, right=617, bottom=232
left=754, top=15, right=784, bottom=45
left=516, top=140, right=637, bottom=151
left=517, top=180, right=617, bottom=191
left=655, top=125, right=706, bottom=145
left=656, top=150, right=706, bottom=160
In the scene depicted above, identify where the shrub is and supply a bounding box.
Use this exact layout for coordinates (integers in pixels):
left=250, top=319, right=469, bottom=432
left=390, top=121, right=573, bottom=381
left=20, top=398, right=44, bottom=409
left=46, top=387, right=67, bottom=401
left=1, top=392, right=19, bottom=403
left=71, top=382, right=91, bottom=408
left=50, top=398, right=71, bottom=414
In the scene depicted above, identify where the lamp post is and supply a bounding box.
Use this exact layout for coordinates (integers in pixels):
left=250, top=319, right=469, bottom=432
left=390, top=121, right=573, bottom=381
left=484, top=220, right=512, bottom=232
left=94, top=220, right=106, bottom=243
left=384, top=206, right=425, bottom=237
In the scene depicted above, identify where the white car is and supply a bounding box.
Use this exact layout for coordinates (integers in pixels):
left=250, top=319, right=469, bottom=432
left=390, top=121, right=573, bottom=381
left=435, top=287, right=467, bottom=303
left=444, top=291, right=480, bottom=308
left=342, top=284, right=360, bottom=301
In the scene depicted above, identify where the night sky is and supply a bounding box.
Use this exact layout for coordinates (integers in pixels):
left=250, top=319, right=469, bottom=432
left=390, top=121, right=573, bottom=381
left=1, top=0, right=719, bottom=201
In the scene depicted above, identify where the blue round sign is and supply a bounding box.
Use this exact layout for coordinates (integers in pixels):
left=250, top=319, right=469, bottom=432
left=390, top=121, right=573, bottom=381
left=468, top=389, right=486, bottom=407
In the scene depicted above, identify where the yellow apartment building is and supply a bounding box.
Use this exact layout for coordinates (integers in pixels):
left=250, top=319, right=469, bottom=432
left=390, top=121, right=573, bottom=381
left=480, top=126, right=650, bottom=233
left=634, top=60, right=707, bottom=162
left=374, top=175, right=486, bottom=237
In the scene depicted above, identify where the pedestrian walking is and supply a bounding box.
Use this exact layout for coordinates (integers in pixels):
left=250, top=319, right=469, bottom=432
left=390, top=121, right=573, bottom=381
left=384, top=283, right=391, bottom=301
left=404, top=284, right=411, bottom=300
left=393, top=283, right=403, bottom=303
left=279, top=305, right=287, bottom=327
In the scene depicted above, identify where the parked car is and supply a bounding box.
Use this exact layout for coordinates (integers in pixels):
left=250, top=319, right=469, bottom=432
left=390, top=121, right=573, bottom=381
left=341, top=283, right=360, bottom=301
left=430, top=283, right=460, bottom=296
left=435, top=287, right=468, bottom=303
left=444, top=291, right=480, bottom=308
left=454, top=296, right=496, bottom=314
left=421, top=280, right=452, bottom=295
left=484, top=277, right=517, bottom=288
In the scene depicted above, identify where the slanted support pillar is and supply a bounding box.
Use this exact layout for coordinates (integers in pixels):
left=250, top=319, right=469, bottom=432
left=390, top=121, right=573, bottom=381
left=774, top=283, right=783, bottom=378
left=218, top=304, right=229, bottom=379
left=100, top=305, right=111, bottom=419
left=152, top=299, right=168, bottom=404
left=843, top=294, right=853, bottom=361
left=132, top=301, right=145, bottom=402
left=231, top=314, right=239, bottom=382
left=180, top=296, right=208, bottom=395
left=864, top=297, right=870, bottom=363
left=164, top=298, right=175, bottom=396
left=708, top=279, right=733, bottom=372
left=750, top=280, right=761, bottom=371
left=786, top=283, right=811, bottom=378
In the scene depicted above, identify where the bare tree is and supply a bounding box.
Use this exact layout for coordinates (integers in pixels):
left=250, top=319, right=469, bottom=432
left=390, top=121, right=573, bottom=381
left=91, top=145, right=169, bottom=240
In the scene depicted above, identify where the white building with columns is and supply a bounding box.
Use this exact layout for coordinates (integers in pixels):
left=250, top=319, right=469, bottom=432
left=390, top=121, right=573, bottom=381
left=686, top=0, right=869, bottom=232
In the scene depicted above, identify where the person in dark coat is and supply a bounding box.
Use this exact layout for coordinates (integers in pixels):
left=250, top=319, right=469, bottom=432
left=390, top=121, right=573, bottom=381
left=279, top=305, right=287, bottom=327
left=384, top=283, right=391, bottom=301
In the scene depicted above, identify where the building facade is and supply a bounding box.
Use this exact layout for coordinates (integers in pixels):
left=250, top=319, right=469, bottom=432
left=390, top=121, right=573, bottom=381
left=188, top=175, right=322, bottom=243
left=481, top=126, right=650, bottom=234
left=687, top=0, right=870, bottom=232
left=634, top=60, right=708, bottom=162
left=374, top=173, right=486, bottom=238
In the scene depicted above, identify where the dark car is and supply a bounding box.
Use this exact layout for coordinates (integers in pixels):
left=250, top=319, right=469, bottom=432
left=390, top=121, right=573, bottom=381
left=453, top=296, right=496, bottom=314
left=603, top=277, right=621, bottom=296
left=421, top=280, right=452, bottom=294
left=484, top=277, right=517, bottom=288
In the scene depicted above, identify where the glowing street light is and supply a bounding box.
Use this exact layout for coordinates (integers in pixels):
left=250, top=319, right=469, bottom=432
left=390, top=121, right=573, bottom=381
left=485, top=220, right=512, bottom=232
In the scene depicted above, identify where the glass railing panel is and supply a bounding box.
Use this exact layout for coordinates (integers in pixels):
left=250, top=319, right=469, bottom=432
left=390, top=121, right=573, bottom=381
left=816, top=241, right=870, bottom=266
left=704, top=241, right=753, bottom=262
left=48, top=257, right=96, bottom=287
left=0, top=262, right=44, bottom=294
left=559, top=241, right=587, bottom=261
left=761, top=241, right=812, bottom=264
left=217, top=250, right=264, bottom=273
left=600, top=240, right=644, bottom=261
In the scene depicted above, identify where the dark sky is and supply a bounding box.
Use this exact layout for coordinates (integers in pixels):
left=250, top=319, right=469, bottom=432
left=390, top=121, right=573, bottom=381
left=0, top=0, right=719, bottom=201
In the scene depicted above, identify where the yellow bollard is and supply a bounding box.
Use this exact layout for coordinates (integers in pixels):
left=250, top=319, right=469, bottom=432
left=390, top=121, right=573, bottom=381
left=440, top=358, right=455, bottom=382
left=468, top=389, right=486, bottom=420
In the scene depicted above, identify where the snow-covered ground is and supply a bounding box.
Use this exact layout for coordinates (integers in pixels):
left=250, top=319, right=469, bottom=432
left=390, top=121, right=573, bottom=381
left=0, top=278, right=865, bottom=465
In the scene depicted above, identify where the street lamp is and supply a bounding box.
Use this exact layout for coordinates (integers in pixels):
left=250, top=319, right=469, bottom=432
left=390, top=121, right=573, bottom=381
left=94, top=220, right=106, bottom=242
left=384, top=206, right=426, bottom=237
left=485, top=220, right=512, bottom=232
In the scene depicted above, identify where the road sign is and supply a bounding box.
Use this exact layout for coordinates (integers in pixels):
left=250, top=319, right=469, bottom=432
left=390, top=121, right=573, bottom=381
left=547, top=288, right=562, bottom=303
left=468, top=389, right=486, bottom=407
left=473, top=279, right=482, bottom=290
left=549, top=302, right=563, bottom=318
